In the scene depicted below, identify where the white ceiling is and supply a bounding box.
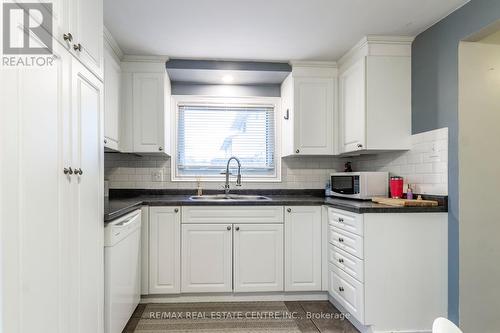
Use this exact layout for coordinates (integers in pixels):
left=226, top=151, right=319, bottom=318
left=104, top=0, right=469, bottom=61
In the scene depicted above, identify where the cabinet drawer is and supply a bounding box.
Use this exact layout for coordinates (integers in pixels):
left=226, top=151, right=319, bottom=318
left=182, top=206, right=284, bottom=224
left=328, top=225, right=364, bottom=259
left=328, top=263, right=365, bottom=324
left=328, top=244, right=364, bottom=283
left=327, top=208, right=364, bottom=236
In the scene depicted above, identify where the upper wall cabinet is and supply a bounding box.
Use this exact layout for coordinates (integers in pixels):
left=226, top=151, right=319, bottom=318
left=120, top=59, right=171, bottom=154
left=281, top=63, right=337, bottom=156
left=103, top=32, right=121, bottom=151
left=19, top=0, right=103, bottom=79
left=338, top=36, right=413, bottom=154
left=67, top=0, right=104, bottom=80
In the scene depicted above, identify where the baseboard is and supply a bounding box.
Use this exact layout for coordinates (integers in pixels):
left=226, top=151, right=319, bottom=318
left=141, top=291, right=328, bottom=303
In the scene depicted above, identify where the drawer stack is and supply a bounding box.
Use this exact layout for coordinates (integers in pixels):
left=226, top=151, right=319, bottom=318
left=327, top=208, right=365, bottom=324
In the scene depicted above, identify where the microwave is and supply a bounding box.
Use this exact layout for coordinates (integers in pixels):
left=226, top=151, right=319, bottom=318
left=330, top=172, right=389, bottom=200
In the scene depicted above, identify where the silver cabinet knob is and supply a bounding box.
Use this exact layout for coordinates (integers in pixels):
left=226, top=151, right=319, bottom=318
left=287, top=208, right=292, bottom=213
left=75, top=168, right=83, bottom=175
left=357, top=143, right=363, bottom=148
left=104, top=139, right=107, bottom=144
left=73, top=43, right=82, bottom=52
left=295, top=149, right=300, bottom=154
left=63, top=167, right=73, bottom=175
left=284, top=109, right=289, bottom=120
left=338, top=258, right=344, bottom=263
left=63, top=32, right=73, bottom=42
left=338, top=218, right=344, bottom=223
left=338, top=238, right=344, bottom=243
left=338, top=286, right=344, bottom=292
left=174, top=208, right=179, bottom=213
left=227, top=226, right=231, bottom=231
left=158, top=147, right=163, bottom=151
left=235, top=226, right=240, bottom=231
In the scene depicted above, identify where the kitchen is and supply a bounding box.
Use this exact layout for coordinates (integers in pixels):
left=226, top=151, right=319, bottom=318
left=1, top=1, right=499, bottom=333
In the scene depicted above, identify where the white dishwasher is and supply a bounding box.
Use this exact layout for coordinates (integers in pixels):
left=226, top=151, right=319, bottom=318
left=104, top=209, right=142, bottom=333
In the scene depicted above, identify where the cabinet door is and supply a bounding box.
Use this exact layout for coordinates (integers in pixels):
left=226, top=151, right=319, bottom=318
left=69, top=0, right=103, bottom=79
left=71, top=59, right=104, bottom=333
left=285, top=206, right=322, bottom=291
left=149, top=207, right=181, bottom=294
left=103, top=44, right=121, bottom=150
left=132, top=73, right=165, bottom=153
left=281, top=73, right=294, bottom=156
left=0, top=41, right=72, bottom=333
left=293, top=77, right=335, bottom=155
left=18, top=0, right=70, bottom=47
left=329, top=263, right=365, bottom=324
left=234, top=224, right=284, bottom=292
left=181, top=224, right=233, bottom=293
left=340, top=57, right=366, bottom=153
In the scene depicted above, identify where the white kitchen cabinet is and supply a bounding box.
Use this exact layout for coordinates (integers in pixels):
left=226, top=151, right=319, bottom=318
left=326, top=207, right=448, bottom=332
left=132, top=73, right=167, bottom=152
left=1, top=37, right=104, bottom=333
left=285, top=206, right=322, bottom=291
left=120, top=61, right=171, bottom=154
left=329, top=263, right=365, bottom=322
left=68, top=0, right=104, bottom=79
left=16, top=0, right=103, bottom=80
left=281, top=63, right=337, bottom=156
left=103, top=40, right=121, bottom=150
left=181, top=224, right=233, bottom=293
left=70, top=59, right=104, bottom=333
left=149, top=207, right=181, bottom=294
left=233, top=224, right=284, bottom=292
left=338, top=36, right=413, bottom=154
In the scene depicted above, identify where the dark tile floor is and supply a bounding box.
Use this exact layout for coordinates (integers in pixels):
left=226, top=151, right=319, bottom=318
left=123, top=301, right=359, bottom=333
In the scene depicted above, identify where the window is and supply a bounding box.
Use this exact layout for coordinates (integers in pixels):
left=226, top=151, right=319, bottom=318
left=173, top=97, right=280, bottom=181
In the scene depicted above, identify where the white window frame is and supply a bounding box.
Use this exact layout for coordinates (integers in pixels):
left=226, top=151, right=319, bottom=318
left=170, top=95, right=282, bottom=182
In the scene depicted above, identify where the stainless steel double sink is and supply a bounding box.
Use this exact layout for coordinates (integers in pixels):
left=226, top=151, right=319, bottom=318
left=189, top=194, right=271, bottom=202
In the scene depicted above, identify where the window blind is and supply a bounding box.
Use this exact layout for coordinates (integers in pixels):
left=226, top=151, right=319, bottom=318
left=176, top=104, right=276, bottom=178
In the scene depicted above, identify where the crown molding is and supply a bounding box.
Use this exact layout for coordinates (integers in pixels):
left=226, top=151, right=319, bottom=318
left=121, top=54, right=170, bottom=63
left=103, top=26, right=124, bottom=60
left=338, top=35, right=415, bottom=68
left=290, top=60, right=337, bottom=68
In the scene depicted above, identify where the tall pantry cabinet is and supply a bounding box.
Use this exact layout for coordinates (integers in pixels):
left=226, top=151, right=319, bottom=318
left=0, top=1, right=104, bottom=332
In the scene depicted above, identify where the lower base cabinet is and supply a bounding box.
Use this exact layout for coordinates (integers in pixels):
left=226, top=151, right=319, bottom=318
left=326, top=208, right=448, bottom=332
left=328, top=263, right=364, bottom=322
left=233, top=224, right=283, bottom=292
left=181, top=224, right=233, bottom=293
left=285, top=206, right=322, bottom=291
left=181, top=223, right=284, bottom=293
left=149, top=207, right=181, bottom=294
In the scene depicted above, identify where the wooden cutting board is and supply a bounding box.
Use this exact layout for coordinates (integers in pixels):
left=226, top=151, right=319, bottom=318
left=372, top=197, right=439, bottom=207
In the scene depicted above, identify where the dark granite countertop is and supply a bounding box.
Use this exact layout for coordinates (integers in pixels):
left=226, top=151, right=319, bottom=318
left=105, top=189, right=448, bottom=223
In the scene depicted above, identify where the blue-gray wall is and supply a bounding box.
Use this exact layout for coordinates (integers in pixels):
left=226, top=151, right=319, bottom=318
left=412, top=0, right=500, bottom=323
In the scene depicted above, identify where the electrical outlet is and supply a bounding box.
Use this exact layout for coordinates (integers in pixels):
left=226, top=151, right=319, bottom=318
left=152, top=169, right=164, bottom=182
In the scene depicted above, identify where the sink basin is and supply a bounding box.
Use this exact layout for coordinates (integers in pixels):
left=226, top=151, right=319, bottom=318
left=189, top=194, right=271, bottom=201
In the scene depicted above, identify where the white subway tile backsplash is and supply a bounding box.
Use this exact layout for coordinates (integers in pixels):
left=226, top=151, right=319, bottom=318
left=407, top=153, right=423, bottom=165
left=415, top=163, right=434, bottom=174
left=105, top=154, right=344, bottom=190
left=349, top=127, right=448, bottom=195
left=105, top=127, right=448, bottom=195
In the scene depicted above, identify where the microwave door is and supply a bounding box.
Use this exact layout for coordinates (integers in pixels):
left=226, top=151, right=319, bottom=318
left=331, top=176, right=357, bottom=195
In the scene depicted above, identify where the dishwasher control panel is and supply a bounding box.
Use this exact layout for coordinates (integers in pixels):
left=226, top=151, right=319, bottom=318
left=104, top=210, right=141, bottom=247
